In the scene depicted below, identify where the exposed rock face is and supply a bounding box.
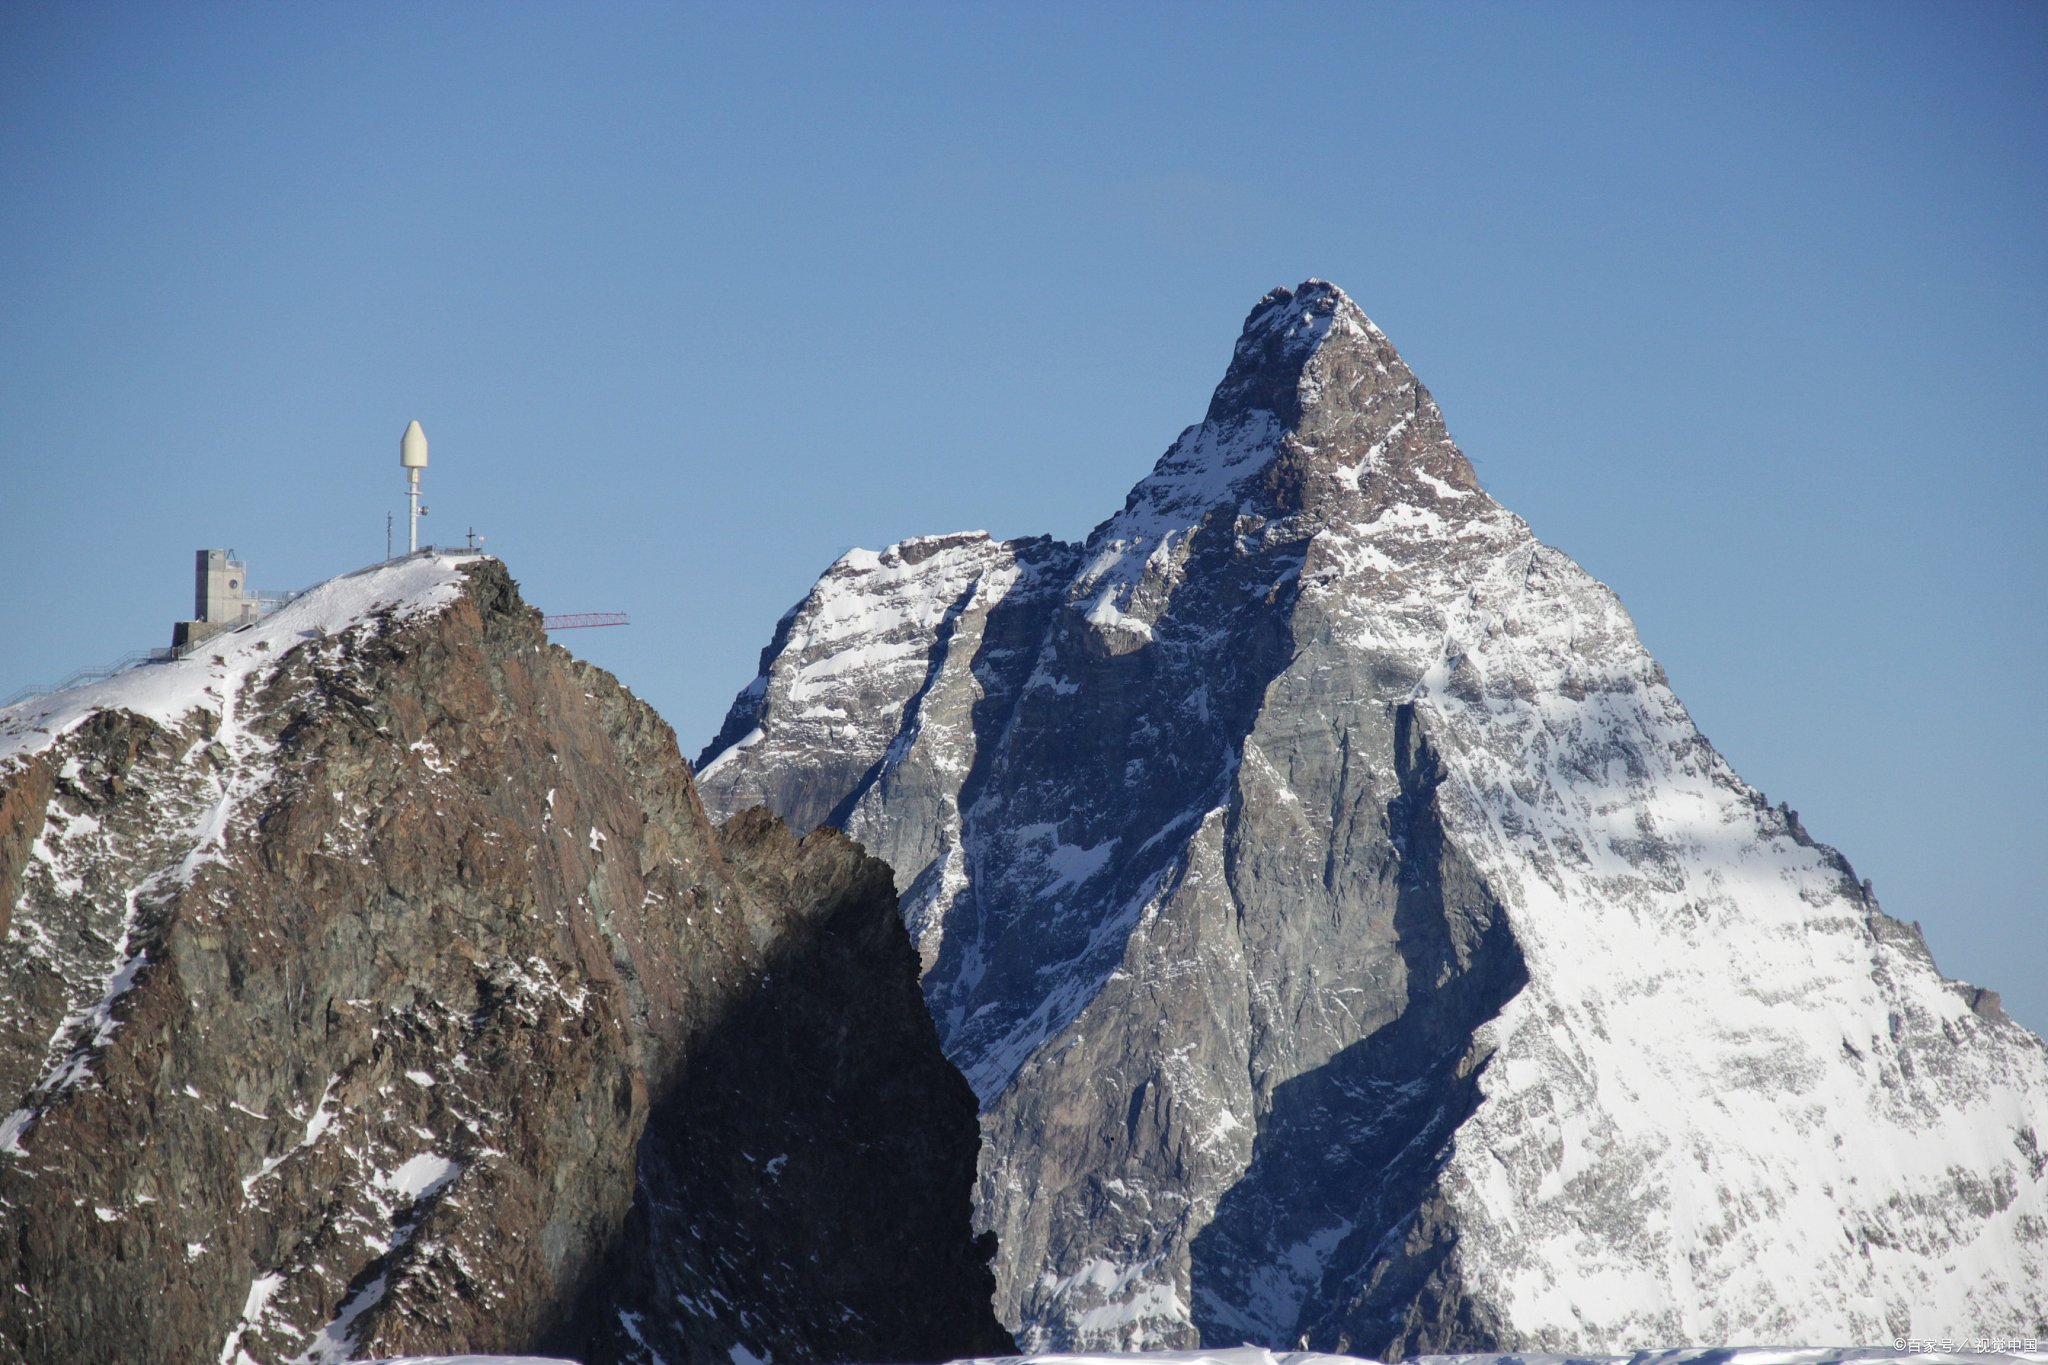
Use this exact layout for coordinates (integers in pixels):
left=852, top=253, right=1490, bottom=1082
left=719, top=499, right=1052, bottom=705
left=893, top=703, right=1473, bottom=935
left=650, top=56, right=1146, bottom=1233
left=560, top=807, right=1008, bottom=1365
left=0, top=554, right=1011, bottom=1365
left=696, top=282, right=2048, bottom=1355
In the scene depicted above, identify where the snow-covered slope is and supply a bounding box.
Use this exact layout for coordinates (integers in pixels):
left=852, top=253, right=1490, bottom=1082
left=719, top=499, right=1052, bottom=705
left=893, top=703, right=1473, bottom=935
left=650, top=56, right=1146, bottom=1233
left=696, top=282, right=2048, bottom=1355
left=0, top=552, right=483, bottom=769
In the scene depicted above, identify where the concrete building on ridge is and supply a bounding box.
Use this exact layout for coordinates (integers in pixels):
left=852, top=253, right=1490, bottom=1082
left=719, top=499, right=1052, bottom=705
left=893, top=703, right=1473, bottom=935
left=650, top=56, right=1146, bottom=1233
left=171, top=550, right=262, bottom=651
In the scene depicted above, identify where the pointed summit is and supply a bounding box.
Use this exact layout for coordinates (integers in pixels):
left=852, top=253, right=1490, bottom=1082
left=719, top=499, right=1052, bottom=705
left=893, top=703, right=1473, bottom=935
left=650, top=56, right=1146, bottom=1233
left=697, top=281, right=2047, bottom=1355
left=1203, top=280, right=1360, bottom=429
left=1072, top=281, right=1489, bottom=654
left=1116, top=280, right=1483, bottom=539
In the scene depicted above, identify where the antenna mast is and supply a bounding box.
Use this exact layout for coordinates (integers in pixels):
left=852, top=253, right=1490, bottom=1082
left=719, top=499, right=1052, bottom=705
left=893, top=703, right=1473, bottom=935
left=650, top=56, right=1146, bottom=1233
left=400, top=421, right=429, bottom=552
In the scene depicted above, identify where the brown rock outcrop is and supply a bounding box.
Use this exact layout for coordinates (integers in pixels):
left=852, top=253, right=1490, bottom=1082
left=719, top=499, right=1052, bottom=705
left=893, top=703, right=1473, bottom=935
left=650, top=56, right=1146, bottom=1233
left=0, top=555, right=1011, bottom=1365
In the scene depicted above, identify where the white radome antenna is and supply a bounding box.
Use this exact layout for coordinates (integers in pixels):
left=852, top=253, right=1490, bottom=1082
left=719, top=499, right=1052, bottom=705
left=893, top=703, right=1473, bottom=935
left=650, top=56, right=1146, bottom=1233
left=400, top=420, right=429, bottom=552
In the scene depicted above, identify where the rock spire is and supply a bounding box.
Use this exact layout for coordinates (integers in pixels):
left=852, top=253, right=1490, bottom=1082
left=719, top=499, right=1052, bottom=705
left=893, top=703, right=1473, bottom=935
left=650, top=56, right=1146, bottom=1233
left=697, top=281, right=2048, bottom=1354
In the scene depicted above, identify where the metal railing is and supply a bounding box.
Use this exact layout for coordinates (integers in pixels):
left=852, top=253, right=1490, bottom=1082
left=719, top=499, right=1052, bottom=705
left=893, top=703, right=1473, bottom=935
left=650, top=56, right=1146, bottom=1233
left=2, top=650, right=167, bottom=710
left=1, top=589, right=310, bottom=710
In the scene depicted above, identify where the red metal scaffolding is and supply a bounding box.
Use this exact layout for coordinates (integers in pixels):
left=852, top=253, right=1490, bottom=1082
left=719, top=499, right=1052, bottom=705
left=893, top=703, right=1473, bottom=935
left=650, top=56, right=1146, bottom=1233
left=542, top=612, right=630, bottom=630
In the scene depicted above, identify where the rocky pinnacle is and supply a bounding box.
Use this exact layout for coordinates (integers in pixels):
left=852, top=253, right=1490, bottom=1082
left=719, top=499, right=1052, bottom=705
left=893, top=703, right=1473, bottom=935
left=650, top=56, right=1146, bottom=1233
left=0, top=556, right=1012, bottom=1365
left=697, top=281, right=2048, bottom=1354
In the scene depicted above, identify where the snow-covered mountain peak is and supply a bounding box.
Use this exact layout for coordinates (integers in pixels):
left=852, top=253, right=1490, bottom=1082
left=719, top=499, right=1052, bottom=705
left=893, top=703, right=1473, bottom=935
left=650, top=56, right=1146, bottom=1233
left=1072, top=280, right=1495, bottom=656
left=1201, top=280, right=1357, bottom=429
left=0, top=551, right=489, bottom=769
left=833, top=530, right=998, bottom=576
left=695, top=280, right=2048, bottom=1356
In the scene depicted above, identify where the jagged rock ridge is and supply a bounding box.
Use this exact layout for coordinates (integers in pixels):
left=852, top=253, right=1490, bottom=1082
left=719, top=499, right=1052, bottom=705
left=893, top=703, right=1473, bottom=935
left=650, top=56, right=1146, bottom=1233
left=696, top=281, right=2048, bottom=1355
left=0, top=553, right=1013, bottom=1365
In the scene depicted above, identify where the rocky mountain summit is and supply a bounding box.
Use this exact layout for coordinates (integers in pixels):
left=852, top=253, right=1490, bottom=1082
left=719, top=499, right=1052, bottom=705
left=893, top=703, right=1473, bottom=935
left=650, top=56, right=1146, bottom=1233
left=697, top=281, right=2048, bottom=1355
left=0, top=553, right=1014, bottom=1365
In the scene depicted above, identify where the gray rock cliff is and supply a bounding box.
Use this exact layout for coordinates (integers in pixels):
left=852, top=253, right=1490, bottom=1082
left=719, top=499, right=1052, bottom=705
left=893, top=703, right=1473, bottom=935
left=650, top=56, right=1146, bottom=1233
left=696, top=282, right=2048, bottom=1354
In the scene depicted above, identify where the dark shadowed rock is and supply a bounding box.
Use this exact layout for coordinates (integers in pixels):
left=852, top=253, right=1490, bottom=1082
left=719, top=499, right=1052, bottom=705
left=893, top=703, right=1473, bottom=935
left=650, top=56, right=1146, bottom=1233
left=555, top=808, right=1012, bottom=1365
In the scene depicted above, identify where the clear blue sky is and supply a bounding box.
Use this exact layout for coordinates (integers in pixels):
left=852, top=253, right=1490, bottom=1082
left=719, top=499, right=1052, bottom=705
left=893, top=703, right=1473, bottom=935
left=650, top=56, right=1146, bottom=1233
left=3, top=2, right=2042, bottom=1031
